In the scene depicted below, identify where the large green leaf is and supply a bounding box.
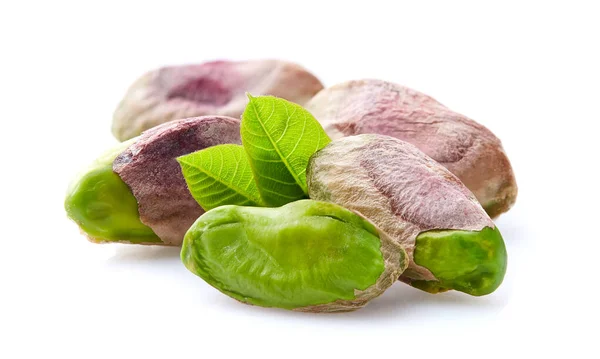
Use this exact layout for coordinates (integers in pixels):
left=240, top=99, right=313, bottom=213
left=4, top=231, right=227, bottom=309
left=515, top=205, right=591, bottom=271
left=177, top=144, right=264, bottom=210
left=241, top=95, right=331, bottom=206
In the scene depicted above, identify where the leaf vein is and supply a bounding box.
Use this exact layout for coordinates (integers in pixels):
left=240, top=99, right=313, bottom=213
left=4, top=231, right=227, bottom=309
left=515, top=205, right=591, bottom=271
left=248, top=98, right=305, bottom=190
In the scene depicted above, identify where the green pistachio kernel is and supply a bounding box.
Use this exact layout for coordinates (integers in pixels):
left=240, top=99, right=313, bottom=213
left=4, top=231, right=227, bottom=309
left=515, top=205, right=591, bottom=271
left=181, top=200, right=406, bottom=312
left=413, top=226, right=507, bottom=296
left=64, top=139, right=161, bottom=244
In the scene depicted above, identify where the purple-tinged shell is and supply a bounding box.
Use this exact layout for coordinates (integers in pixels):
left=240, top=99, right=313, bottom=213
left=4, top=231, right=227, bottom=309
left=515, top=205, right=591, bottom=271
left=307, top=134, right=495, bottom=282
left=306, top=80, right=517, bottom=218
left=113, top=59, right=323, bottom=141
left=113, top=116, right=241, bottom=245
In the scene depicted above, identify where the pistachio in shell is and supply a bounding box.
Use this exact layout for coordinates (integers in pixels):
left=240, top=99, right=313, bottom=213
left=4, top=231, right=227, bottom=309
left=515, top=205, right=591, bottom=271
left=307, top=134, right=507, bottom=296
left=65, top=116, right=241, bottom=245
left=305, top=79, right=517, bottom=218
left=113, top=59, right=324, bottom=141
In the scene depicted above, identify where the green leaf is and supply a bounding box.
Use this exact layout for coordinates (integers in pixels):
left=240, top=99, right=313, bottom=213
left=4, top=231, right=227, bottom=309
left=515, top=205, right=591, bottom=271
left=241, top=95, right=331, bottom=206
left=177, top=144, right=264, bottom=210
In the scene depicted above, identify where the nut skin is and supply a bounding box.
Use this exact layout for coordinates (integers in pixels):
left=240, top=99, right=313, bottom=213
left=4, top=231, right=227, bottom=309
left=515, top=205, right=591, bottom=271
left=65, top=116, right=241, bottom=245
left=307, top=134, right=507, bottom=296
left=64, top=139, right=162, bottom=245
left=305, top=79, right=517, bottom=218
left=113, top=116, right=242, bottom=245
left=181, top=200, right=408, bottom=312
left=113, top=59, right=324, bottom=141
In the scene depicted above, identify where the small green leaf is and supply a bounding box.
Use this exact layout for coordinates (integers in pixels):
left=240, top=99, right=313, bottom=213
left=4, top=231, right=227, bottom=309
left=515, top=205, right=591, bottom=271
left=177, top=144, right=264, bottom=210
left=241, top=95, right=331, bottom=206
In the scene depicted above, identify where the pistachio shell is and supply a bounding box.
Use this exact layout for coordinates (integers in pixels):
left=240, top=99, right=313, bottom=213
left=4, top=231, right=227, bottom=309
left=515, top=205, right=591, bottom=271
left=113, top=60, right=324, bottom=141
left=306, top=80, right=517, bottom=218
left=307, top=134, right=507, bottom=295
left=113, top=116, right=242, bottom=245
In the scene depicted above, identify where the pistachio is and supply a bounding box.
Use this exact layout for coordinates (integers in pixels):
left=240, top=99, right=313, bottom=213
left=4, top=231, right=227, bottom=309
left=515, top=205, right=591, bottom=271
left=113, top=60, right=323, bottom=141
left=181, top=200, right=408, bottom=312
left=306, top=79, right=517, bottom=218
left=65, top=116, right=241, bottom=245
left=307, top=134, right=507, bottom=296
left=64, top=139, right=160, bottom=244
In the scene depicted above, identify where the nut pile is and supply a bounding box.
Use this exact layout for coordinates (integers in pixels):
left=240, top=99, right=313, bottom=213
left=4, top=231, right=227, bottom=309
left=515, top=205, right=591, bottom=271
left=65, top=59, right=516, bottom=312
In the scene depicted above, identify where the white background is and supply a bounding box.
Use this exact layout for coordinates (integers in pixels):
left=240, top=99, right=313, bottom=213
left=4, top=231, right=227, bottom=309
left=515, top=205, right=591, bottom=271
left=1, top=1, right=598, bottom=358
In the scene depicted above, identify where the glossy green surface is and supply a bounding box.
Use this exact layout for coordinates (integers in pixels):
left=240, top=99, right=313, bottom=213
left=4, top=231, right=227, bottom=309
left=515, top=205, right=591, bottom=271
left=64, top=140, right=161, bottom=244
left=413, top=226, right=507, bottom=296
left=181, top=200, right=386, bottom=310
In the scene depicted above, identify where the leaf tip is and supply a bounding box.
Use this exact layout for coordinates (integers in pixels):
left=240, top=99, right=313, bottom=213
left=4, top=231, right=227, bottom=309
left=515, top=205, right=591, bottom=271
left=175, top=154, right=188, bottom=165
left=246, top=92, right=255, bottom=101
